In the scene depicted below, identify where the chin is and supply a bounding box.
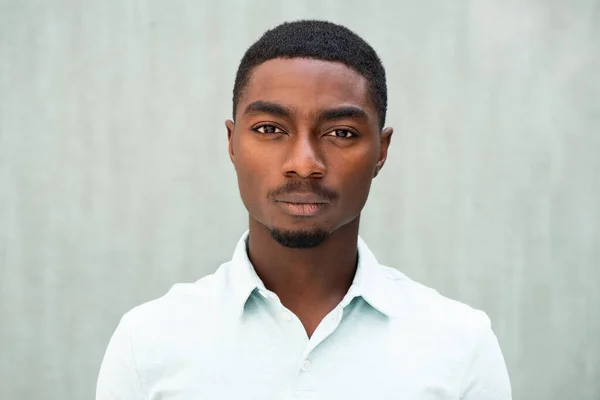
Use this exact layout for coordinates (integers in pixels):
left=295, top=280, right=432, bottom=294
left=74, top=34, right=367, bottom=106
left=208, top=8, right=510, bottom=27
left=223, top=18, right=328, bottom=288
left=269, top=226, right=330, bottom=249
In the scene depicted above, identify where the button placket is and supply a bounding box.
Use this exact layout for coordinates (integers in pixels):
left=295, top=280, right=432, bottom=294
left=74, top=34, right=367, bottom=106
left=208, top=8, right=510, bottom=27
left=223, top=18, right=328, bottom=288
left=330, top=309, right=343, bottom=322
left=293, top=389, right=318, bottom=399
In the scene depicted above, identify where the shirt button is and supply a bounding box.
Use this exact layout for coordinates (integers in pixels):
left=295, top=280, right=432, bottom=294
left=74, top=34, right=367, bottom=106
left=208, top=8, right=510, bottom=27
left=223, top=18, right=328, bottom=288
left=300, top=359, right=311, bottom=371
left=282, top=312, right=292, bottom=321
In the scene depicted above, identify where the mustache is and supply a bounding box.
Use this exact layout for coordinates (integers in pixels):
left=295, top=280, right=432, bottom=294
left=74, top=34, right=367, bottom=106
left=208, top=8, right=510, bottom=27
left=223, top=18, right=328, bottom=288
left=268, top=180, right=339, bottom=201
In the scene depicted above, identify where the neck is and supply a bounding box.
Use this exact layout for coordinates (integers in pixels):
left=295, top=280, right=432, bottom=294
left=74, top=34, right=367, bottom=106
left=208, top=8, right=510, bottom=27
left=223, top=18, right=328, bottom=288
left=246, top=217, right=360, bottom=314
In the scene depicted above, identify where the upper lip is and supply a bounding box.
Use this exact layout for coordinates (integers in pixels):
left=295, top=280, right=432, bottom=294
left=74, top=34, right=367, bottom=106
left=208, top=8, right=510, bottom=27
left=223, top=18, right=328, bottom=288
left=275, top=193, right=331, bottom=204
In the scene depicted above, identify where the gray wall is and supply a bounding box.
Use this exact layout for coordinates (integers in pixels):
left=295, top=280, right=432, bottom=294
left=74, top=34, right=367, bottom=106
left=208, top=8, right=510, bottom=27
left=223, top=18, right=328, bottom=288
left=1, top=1, right=599, bottom=399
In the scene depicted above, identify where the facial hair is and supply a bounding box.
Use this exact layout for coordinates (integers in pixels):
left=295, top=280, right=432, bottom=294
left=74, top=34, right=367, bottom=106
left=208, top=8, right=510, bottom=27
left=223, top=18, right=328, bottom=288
left=270, top=227, right=329, bottom=249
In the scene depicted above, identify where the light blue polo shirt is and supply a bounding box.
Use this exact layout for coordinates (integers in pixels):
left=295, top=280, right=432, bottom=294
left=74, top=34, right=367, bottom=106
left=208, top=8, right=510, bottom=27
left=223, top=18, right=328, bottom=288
left=97, top=231, right=511, bottom=399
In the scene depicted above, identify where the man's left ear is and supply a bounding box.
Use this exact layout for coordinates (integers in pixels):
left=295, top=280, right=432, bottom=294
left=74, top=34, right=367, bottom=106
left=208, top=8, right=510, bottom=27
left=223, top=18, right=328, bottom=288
left=374, top=127, right=394, bottom=178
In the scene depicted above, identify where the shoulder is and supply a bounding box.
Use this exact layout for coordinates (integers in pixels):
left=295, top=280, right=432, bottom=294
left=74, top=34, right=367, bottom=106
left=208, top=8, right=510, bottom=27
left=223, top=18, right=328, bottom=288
left=120, top=262, right=233, bottom=336
left=378, top=266, right=511, bottom=398
left=380, top=265, right=491, bottom=337
left=104, top=263, right=238, bottom=381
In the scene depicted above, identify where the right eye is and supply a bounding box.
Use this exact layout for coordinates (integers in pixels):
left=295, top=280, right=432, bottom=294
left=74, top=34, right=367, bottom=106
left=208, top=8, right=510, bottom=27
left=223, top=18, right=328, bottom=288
left=253, top=124, right=283, bottom=134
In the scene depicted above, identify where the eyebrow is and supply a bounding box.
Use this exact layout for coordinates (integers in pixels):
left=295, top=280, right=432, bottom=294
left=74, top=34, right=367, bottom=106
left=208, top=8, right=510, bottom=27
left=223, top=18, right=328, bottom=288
left=243, top=100, right=369, bottom=124
left=317, top=106, right=368, bottom=124
left=243, top=101, right=294, bottom=119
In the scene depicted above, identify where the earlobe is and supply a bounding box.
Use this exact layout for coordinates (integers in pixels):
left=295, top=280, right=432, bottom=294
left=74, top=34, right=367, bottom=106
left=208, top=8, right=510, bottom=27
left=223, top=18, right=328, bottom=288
left=373, top=159, right=384, bottom=178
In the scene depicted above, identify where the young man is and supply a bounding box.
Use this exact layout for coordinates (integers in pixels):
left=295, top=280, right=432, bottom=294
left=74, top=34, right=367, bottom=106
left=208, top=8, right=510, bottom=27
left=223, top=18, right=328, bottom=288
left=97, top=20, right=512, bottom=399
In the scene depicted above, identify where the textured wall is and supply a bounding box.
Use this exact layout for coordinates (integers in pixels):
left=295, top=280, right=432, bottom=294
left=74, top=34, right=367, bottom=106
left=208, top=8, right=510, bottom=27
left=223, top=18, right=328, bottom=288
left=1, top=1, right=599, bottom=399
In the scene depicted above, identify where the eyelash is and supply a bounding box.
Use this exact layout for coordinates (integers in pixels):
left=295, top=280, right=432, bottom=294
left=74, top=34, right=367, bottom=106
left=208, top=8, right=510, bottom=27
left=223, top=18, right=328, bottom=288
left=252, top=124, right=358, bottom=139
left=253, top=124, right=284, bottom=135
left=328, top=129, right=357, bottom=138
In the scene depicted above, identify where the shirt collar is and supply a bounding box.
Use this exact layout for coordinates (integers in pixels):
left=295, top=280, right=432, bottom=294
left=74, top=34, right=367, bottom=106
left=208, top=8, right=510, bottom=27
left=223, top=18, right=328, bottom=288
left=229, top=231, right=267, bottom=317
left=228, top=230, right=404, bottom=318
left=352, top=235, right=404, bottom=317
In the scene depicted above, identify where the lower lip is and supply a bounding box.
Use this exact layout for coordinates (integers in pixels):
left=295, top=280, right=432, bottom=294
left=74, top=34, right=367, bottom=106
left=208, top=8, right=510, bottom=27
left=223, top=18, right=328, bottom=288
left=276, top=202, right=328, bottom=216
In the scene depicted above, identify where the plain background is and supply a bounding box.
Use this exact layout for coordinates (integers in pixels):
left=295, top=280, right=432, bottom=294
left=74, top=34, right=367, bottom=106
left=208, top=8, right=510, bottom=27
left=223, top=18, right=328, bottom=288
left=1, top=1, right=599, bottom=399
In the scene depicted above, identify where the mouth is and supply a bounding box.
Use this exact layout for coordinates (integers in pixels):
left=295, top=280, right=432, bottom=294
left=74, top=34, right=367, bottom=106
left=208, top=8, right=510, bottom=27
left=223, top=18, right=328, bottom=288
left=275, top=201, right=329, bottom=217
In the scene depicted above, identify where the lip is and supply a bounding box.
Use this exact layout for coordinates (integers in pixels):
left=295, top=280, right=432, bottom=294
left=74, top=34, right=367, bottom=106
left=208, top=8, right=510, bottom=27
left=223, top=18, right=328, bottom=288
left=275, top=193, right=331, bottom=204
left=275, top=201, right=329, bottom=216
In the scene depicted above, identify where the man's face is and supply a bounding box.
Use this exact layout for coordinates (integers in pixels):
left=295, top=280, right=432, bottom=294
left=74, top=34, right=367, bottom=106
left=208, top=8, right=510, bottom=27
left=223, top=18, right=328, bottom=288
left=226, top=58, right=392, bottom=248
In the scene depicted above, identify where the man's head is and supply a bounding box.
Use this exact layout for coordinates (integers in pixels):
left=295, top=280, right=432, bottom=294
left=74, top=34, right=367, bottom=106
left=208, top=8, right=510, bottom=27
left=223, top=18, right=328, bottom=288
left=226, top=20, right=393, bottom=249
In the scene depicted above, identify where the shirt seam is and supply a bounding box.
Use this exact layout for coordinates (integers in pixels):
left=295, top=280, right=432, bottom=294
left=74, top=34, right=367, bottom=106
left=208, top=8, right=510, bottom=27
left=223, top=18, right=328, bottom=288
left=123, top=316, right=147, bottom=399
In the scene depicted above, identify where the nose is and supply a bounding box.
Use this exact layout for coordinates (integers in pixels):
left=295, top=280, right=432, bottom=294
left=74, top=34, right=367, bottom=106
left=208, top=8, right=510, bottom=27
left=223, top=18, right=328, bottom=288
left=282, top=134, right=326, bottom=179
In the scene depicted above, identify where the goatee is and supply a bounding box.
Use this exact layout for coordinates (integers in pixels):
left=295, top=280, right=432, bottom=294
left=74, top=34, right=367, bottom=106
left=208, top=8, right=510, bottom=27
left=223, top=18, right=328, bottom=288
left=270, top=228, right=329, bottom=249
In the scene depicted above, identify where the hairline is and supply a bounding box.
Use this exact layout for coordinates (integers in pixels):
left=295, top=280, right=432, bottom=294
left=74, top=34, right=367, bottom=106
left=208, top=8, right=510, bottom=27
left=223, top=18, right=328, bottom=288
left=234, top=56, right=384, bottom=130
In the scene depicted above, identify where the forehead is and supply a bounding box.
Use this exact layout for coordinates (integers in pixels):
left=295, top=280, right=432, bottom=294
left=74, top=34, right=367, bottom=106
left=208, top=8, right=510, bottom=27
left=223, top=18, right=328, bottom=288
left=238, top=58, right=376, bottom=120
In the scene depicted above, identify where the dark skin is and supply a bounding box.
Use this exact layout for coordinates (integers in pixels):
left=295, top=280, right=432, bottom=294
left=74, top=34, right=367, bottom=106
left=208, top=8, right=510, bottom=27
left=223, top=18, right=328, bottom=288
left=226, top=58, right=393, bottom=338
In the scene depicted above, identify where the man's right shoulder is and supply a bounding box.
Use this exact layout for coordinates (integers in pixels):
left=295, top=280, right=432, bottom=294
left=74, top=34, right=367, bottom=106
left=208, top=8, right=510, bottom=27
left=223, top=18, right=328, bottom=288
left=119, top=262, right=233, bottom=333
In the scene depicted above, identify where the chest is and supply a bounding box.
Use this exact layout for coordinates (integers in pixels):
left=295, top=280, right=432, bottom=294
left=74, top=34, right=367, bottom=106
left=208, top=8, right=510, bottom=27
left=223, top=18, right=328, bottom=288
left=136, top=311, right=465, bottom=400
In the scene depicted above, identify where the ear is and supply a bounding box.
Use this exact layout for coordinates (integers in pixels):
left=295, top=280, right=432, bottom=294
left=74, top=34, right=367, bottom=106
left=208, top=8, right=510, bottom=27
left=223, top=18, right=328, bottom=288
left=374, top=127, right=393, bottom=178
left=225, top=120, right=236, bottom=164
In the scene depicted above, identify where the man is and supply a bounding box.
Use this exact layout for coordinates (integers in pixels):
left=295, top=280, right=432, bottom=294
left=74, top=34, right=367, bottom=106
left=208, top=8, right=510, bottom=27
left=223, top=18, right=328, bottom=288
left=97, top=20, right=512, bottom=399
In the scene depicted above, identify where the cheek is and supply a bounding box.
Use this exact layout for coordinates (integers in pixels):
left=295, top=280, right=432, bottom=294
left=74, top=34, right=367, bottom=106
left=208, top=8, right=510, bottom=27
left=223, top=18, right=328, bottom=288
left=234, top=145, right=276, bottom=203
left=235, top=159, right=259, bottom=198
left=337, top=152, right=378, bottom=207
left=339, top=145, right=378, bottom=177
left=347, top=168, right=375, bottom=199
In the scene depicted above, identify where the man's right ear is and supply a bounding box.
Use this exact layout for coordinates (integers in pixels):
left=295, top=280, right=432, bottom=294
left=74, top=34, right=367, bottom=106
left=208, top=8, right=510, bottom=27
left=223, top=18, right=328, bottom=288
left=225, top=120, right=235, bottom=163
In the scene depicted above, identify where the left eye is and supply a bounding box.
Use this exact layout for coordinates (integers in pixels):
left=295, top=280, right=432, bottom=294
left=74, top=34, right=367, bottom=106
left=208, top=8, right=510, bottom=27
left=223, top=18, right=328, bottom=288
left=327, top=129, right=356, bottom=138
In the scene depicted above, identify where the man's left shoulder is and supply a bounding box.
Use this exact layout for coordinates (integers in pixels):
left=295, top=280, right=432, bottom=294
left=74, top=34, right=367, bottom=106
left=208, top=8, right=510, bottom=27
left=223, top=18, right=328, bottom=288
left=379, top=264, right=491, bottom=332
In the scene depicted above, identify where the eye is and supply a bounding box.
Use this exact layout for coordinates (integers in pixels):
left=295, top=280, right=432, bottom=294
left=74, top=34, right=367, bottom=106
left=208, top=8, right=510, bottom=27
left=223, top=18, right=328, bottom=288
left=253, top=124, right=284, bottom=134
left=326, top=129, right=357, bottom=138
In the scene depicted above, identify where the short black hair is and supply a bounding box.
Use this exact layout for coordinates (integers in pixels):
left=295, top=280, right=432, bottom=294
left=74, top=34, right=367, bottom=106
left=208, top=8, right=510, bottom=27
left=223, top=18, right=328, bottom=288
left=232, top=20, right=388, bottom=129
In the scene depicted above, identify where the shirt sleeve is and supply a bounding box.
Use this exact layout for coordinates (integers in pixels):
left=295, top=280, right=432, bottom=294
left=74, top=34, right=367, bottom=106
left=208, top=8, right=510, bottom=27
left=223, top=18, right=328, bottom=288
left=96, top=315, right=145, bottom=400
left=459, top=313, right=512, bottom=400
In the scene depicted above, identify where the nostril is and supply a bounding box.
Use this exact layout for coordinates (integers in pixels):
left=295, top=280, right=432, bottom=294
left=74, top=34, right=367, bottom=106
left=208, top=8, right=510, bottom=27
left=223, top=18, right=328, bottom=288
left=282, top=140, right=326, bottom=178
